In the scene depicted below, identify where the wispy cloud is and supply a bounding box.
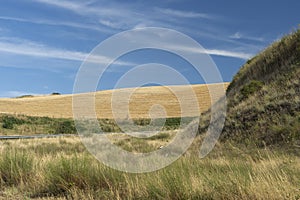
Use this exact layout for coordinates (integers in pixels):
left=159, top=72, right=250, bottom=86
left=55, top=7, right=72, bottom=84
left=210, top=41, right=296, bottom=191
left=119, top=31, right=254, bottom=60
left=30, top=0, right=261, bottom=56
left=204, top=49, right=252, bottom=59
left=32, top=0, right=129, bottom=19
left=230, top=32, right=265, bottom=42
left=0, top=16, right=114, bottom=34
left=169, top=44, right=253, bottom=60
left=32, top=0, right=86, bottom=14
left=0, top=37, right=134, bottom=66
left=155, top=8, right=212, bottom=19
left=32, top=0, right=147, bottom=30
left=14, top=1, right=257, bottom=61
left=0, top=37, right=86, bottom=61
left=98, top=19, right=131, bottom=30
left=32, top=0, right=214, bottom=31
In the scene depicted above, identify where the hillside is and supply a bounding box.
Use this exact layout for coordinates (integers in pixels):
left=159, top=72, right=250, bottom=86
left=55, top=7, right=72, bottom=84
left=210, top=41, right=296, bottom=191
left=0, top=83, right=228, bottom=119
left=201, top=29, right=300, bottom=148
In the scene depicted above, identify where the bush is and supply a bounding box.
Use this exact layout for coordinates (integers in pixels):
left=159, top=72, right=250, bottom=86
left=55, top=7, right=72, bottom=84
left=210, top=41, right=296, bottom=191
left=1, top=115, right=25, bottom=129
left=2, top=120, right=14, bottom=129
left=55, top=120, right=76, bottom=134
left=51, top=92, right=61, bottom=95
left=240, top=80, right=263, bottom=99
left=16, top=95, right=34, bottom=98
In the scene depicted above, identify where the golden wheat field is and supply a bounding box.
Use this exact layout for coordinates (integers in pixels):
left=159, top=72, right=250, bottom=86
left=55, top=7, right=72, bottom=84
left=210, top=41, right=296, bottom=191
left=0, top=83, right=228, bottom=119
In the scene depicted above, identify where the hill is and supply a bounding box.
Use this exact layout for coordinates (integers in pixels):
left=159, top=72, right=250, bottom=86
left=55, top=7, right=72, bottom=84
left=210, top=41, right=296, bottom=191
left=0, top=83, right=228, bottom=119
left=200, top=29, right=300, bottom=148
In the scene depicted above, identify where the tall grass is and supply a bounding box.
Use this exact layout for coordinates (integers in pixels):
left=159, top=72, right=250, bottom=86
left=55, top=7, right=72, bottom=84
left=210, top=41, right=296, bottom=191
left=0, top=137, right=299, bottom=199
left=0, top=148, right=34, bottom=186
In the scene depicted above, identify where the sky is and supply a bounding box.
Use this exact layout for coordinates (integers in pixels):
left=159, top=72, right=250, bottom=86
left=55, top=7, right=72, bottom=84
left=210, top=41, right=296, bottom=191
left=0, top=0, right=299, bottom=97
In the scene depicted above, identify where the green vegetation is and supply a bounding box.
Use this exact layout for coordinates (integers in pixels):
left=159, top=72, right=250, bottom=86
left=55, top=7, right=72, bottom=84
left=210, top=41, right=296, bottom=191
left=227, top=29, right=300, bottom=96
left=0, top=114, right=77, bottom=135
left=240, top=80, right=263, bottom=99
left=0, top=114, right=189, bottom=135
left=111, top=131, right=173, bottom=153
left=1, top=115, right=25, bottom=129
left=51, top=92, right=61, bottom=95
left=199, top=29, right=300, bottom=149
left=15, top=94, right=34, bottom=98
left=54, top=120, right=76, bottom=134
left=0, top=148, right=34, bottom=186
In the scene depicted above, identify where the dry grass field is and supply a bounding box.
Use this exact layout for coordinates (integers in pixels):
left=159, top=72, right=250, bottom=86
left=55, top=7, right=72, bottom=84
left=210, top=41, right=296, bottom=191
left=0, top=83, right=228, bottom=119
left=0, top=136, right=299, bottom=199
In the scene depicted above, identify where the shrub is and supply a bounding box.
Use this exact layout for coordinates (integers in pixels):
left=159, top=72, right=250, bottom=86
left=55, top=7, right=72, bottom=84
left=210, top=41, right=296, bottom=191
left=1, top=115, right=25, bottom=129
left=2, top=120, right=14, bottom=129
left=240, top=80, right=263, bottom=99
left=51, top=92, right=61, bottom=95
left=55, top=120, right=76, bottom=134
left=16, top=95, right=34, bottom=98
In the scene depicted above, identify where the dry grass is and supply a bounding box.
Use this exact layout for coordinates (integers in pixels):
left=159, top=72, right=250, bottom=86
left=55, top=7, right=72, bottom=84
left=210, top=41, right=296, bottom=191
left=0, top=137, right=299, bottom=199
left=0, top=83, right=228, bottom=119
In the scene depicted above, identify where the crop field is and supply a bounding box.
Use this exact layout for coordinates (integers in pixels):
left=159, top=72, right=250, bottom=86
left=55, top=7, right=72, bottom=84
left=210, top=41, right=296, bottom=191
left=0, top=83, right=229, bottom=119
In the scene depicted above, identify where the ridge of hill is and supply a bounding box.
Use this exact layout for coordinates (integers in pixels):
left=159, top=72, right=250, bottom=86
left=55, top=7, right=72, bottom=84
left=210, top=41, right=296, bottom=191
left=201, top=29, right=300, bottom=148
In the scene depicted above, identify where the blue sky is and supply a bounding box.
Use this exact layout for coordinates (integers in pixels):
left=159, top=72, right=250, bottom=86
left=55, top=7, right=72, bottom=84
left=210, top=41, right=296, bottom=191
left=0, top=0, right=299, bottom=97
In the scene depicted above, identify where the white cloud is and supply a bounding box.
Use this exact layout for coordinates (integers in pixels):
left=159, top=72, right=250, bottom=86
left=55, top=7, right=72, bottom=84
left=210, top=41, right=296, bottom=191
left=32, top=0, right=127, bottom=19
left=32, top=0, right=146, bottom=30
left=33, top=0, right=85, bottom=13
left=30, top=0, right=262, bottom=59
left=156, top=42, right=253, bottom=60
left=99, top=20, right=118, bottom=29
left=119, top=32, right=253, bottom=60
left=230, top=32, right=264, bottom=42
left=99, top=19, right=129, bottom=30
left=230, top=32, right=242, bottom=39
left=0, top=37, right=85, bottom=61
left=155, top=8, right=212, bottom=19
left=32, top=0, right=215, bottom=31
left=0, top=16, right=113, bottom=34
left=204, top=49, right=252, bottom=59
left=0, top=37, right=134, bottom=66
left=12, top=1, right=257, bottom=61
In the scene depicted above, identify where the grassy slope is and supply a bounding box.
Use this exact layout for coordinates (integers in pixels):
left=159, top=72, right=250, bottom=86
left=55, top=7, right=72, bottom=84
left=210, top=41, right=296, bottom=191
left=198, top=29, right=300, bottom=150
